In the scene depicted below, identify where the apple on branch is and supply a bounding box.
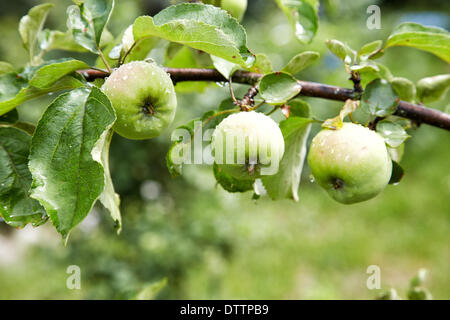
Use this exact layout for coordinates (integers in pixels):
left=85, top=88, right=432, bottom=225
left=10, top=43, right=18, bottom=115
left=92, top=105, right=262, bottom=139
left=102, top=61, right=177, bottom=140
left=212, top=111, right=285, bottom=180
left=308, top=123, right=392, bottom=204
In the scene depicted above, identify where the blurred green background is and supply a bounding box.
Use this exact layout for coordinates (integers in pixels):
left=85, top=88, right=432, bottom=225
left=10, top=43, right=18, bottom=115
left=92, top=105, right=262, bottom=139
left=0, top=0, right=449, bottom=299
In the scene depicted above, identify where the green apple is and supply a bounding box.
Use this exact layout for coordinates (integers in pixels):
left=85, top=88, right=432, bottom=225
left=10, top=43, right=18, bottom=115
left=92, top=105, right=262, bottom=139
left=221, top=0, right=247, bottom=21
left=212, top=111, right=285, bottom=180
left=308, top=123, right=392, bottom=204
left=102, top=61, right=177, bottom=140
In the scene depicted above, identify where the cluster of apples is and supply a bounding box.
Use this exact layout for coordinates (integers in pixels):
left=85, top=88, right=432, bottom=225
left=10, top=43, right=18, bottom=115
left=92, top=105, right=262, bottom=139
left=102, top=0, right=392, bottom=205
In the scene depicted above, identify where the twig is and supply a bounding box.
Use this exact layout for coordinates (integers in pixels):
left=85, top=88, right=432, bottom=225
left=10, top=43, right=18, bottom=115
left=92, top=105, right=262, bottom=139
left=228, top=77, right=238, bottom=105
left=79, top=67, right=450, bottom=131
left=349, top=71, right=363, bottom=96
left=240, top=85, right=259, bottom=107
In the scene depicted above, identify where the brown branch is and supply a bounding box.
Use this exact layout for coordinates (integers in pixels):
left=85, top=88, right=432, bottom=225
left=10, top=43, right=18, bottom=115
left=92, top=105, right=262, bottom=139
left=78, top=68, right=450, bottom=131
left=240, top=85, right=259, bottom=107
left=349, top=71, right=363, bottom=95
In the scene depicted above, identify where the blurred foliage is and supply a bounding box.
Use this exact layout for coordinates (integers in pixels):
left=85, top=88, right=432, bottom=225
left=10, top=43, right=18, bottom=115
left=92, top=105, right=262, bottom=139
left=0, top=0, right=449, bottom=299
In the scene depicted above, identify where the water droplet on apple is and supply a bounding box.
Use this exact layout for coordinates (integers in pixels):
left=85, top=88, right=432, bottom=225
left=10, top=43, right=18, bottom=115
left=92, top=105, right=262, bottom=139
left=309, top=175, right=315, bottom=183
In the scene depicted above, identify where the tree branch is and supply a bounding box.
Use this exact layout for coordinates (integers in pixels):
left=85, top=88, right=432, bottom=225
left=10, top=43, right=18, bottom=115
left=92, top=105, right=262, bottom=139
left=78, top=68, right=450, bottom=131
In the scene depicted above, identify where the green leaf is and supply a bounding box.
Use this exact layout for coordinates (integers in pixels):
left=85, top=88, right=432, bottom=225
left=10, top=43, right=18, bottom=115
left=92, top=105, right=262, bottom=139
left=358, top=40, right=383, bottom=60
left=165, top=45, right=212, bottom=93
left=288, top=99, right=311, bottom=118
left=389, top=161, right=404, bottom=185
left=385, top=22, right=450, bottom=63
left=247, top=53, right=273, bottom=74
left=276, top=0, right=319, bottom=44
left=387, top=143, right=404, bottom=163
left=39, top=29, right=88, bottom=53
left=19, top=3, right=54, bottom=64
left=259, top=72, right=302, bottom=105
left=213, top=163, right=254, bottom=193
left=357, top=62, right=394, bottom=87
left=0, top=72, right=29, bottom=102
left=282, top=51, right=320, bottom=75
left=407, top=287, right=432, bottom=300
left=0, top=126, right=47, bottom=228
left=29, top=59, right=89, bottom=89
left=0, top=62, right=15, bottom=75
left=390, top=77, right=416, bottom=102
left=410, top=268, right=428, bottom=288
left=167, top=100, right=237, bottom=177
left=133, top=3, right=254, bottom=67
left=349, top=63, right=379, bottom=74
left=92, top=129, right=121, bottom=233
left=166, top=118, right=200, bottom=177
left=377, top=288, right=402, bottom=300
left=322, top=99, right=358, bottom=130
left=0, top=110, right=19, bottom=124
left=211, top=55, right=239, bottom=80
left=375, top=63, right=394, bottom=82
left=133, top=278, right=168, bottom=300
left=262, top=117, right=313, bottom=201
left=29, top=87, right=116, bottom=238
left=416, top=74, right=450, bottom=103
left=0, top=73, right=84, bottom=117
left=326, top=39, right=356, bottom=65
left=361, top=78, right=399, bottom=117
left=67, top=0, right=115, bottom=53
left=376, top=120, right=410, bottom=148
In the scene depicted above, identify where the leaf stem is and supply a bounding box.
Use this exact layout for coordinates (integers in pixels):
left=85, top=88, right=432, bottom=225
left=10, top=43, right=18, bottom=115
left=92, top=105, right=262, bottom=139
left=97, top=47, right=112, bottom=73
left=202, top=108, right=240, bottom=126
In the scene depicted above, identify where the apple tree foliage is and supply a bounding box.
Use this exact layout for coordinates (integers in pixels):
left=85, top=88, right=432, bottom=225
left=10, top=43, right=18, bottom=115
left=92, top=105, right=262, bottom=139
left=0, top=0, right=449, bottom=241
